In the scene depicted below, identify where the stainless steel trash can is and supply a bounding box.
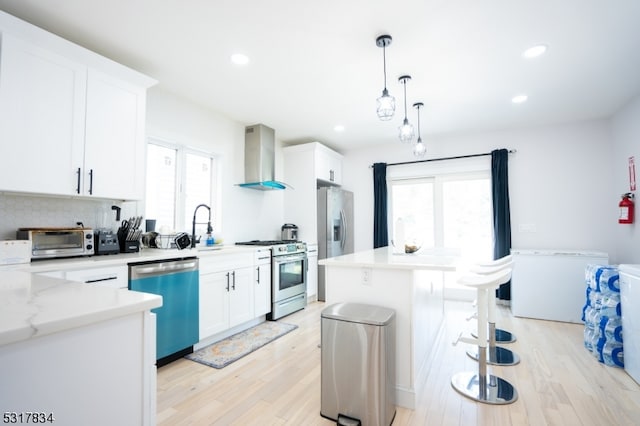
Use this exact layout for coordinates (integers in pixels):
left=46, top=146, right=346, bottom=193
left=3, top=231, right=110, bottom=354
left=321, top=303, right=396, bottom=426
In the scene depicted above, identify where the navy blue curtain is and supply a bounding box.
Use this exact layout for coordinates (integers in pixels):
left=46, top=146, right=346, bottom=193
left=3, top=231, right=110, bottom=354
left=491, top=149, right=512, bottom=300
left=373, top=163, right=388, bottom=248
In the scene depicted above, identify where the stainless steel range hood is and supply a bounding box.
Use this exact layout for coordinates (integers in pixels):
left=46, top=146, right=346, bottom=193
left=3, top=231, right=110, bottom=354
left=238, top=124, right=289, bottom=190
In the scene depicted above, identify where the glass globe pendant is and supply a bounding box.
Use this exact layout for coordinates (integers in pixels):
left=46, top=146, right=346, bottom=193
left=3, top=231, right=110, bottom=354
left=412, top=102, right=426, bottom=157
left=376, top=35, right=395, bottom=121
left=398, top=75, right=414, bottom=143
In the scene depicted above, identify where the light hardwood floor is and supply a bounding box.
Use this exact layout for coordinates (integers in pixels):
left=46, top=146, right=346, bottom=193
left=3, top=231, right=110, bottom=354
left=157, top=301, right=640, bottom=425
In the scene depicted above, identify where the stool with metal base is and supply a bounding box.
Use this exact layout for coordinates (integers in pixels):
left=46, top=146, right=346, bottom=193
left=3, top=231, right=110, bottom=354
left=467, top=259, right=520, bottom=366
left=471, top=255, right=517, bottom=344
left=451, top=268, right=518, bottom=404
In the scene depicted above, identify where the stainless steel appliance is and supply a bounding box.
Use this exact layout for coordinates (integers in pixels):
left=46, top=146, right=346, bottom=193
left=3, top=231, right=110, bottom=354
left=281, top=223, right=298, bottom=241
left=129, top=257, right=199, bottom=366
left=16, top=227, right=94, bottom=259
left=238, top=124, right=290, bottom=190
left=236, top=240, right=308, bottom=320
left=317, top=187, right=354, bottom=301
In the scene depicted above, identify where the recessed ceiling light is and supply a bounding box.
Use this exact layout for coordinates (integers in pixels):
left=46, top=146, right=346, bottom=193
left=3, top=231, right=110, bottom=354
left=512, top=94, right=528, bottom=104
left=522, top=44, right=548, bottom=59
left=334, top=125, right=345, bottom=132
left=230, top=53, right=249, bottom=65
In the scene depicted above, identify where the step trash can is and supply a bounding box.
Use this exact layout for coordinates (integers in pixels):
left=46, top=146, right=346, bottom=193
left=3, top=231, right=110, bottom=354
left=320, top=302, right=396, bottom=426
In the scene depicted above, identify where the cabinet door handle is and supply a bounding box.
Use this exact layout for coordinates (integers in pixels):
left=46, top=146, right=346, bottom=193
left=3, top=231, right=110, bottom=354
left=256, top=267, right=260, bottom=284
left=232, top=271, right=236, bottom=290
left=76, top=167, right=81, bottom=194
left=88, top=169, right=94, bottom=195
left=225, top=272, right=230, bottom=292
left=329, top=169, right=334, bottom=182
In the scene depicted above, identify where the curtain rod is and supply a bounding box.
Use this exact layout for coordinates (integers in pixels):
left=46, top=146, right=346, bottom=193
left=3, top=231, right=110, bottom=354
left=371, top=149, right=516, bottom=168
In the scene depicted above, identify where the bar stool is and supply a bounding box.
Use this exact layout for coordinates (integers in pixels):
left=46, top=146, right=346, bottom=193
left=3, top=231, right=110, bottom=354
left=471, top=255, right=517, bottom=344
left=451, top=268, right=518, bottom=404
left=467, top=259, right=520, bottom=366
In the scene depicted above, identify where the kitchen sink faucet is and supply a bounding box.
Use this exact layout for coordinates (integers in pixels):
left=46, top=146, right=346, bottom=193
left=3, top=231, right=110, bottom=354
left=191, top=204, right=212, bottom=248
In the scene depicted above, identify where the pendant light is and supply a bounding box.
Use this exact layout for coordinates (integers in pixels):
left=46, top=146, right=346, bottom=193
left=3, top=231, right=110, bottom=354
left=375, top=35, right=395, bottom=121
left=412, top=102, right=426, bottom=157
left=398, top=75, right=414, bottom=143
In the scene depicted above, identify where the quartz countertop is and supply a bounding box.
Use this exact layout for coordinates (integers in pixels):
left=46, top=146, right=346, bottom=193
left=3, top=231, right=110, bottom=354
left=0, top=270, right=162, bottom=346
left=2, top=244, right=256, bottom=273
left=318, top=246, right=458, bottom=271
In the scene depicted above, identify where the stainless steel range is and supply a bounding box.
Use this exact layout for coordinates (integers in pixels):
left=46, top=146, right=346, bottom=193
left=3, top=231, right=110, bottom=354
left=236, top=240, right=307, bottom=320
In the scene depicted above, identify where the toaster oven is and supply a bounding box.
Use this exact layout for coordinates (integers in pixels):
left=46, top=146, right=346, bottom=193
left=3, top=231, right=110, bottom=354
left=16, top=227, right=94, bottom=259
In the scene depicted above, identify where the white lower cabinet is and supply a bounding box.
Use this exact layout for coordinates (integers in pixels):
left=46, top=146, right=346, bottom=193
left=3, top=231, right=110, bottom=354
left=0, top=312, right=155, bottom=426
left=254, top=249, right=272, bottom=317
left=35, top=265, right=128, bottom=288
left=306, top=244, right=318, bottom=301
left=199, top=252, right=255, bottom=340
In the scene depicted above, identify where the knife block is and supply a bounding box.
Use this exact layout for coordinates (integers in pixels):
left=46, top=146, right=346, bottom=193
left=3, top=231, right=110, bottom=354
left=120, top=239, right=139, bottom=253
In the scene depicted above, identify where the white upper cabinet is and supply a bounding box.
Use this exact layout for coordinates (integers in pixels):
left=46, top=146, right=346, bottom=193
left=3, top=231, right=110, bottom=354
left=314, top=143, right=343, bottom=185
left=0, top=34, right=86, bottom=195
left=283, top=142, right=343, bottom=244
left=84, top=69, right=147, bottom=199
left=0, top=11, right=156, bottom=200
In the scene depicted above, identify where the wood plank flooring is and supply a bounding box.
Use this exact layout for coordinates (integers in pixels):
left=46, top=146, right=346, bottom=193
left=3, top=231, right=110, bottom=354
left=157, top=301, right=640, bottom=425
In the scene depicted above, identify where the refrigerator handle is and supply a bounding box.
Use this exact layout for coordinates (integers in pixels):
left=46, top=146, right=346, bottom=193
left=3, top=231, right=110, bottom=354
left=340, top=209, right=347, bottom=250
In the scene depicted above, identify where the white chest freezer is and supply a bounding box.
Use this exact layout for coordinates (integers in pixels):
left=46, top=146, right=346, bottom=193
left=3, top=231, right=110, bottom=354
left=620, top=264, right=640, bottom=385
left=511, top=249, right=608, bottom=323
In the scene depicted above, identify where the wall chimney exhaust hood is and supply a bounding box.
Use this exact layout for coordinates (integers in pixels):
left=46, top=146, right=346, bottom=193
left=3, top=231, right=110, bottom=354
left=238, top=124, right=290, bottom=190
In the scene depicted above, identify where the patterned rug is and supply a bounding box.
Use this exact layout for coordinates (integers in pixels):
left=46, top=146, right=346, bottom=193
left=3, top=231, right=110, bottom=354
left=185, top=321, right=298, bottom=369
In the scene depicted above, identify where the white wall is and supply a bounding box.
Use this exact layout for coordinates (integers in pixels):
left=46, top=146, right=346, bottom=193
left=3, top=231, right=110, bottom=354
left=611, top=95, right=640, bottom=263
left=146, top=88, right=285, bottom=243
left=341, top=119, right=617, bottom=261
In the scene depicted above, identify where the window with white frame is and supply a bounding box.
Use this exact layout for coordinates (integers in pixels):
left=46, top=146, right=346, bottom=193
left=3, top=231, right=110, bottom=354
left=389, top=171, right=492, bottom=260
left=145, top=138, right=219, bottom=238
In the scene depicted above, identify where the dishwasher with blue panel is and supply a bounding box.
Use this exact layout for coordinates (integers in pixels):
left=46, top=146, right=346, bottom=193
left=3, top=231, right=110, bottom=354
left=129, top=257, right=199, bottom=366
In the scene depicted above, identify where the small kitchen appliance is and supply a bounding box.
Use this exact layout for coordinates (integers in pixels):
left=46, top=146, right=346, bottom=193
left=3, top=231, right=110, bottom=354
left=94, top=229, right=120, bottom=255
left=16, top=227, right=94, bottom=259
left=281, top=223, right=299, bottom=241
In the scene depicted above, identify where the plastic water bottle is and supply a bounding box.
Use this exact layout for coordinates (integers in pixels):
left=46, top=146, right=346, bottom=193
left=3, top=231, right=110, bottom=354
left=582, top=286, right=593, bottom=322
left=597, top=339, right=624, bottom=368
left=599, top=295, right=621, bottom=318
left=600, top=316, right=624, bottom=343
left=598, top=268, right=620, bottom=294
left=583, top=327, right=598, bottom=353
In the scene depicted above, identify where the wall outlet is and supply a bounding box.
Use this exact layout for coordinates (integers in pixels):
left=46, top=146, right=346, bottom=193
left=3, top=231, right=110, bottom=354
left=361, top=268, right=372, bottom=285
left=518, top=223, right=537, bottom=233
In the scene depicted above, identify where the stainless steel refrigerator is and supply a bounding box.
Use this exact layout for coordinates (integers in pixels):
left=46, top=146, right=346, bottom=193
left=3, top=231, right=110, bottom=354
left=317, top=187, right=354, bottom=301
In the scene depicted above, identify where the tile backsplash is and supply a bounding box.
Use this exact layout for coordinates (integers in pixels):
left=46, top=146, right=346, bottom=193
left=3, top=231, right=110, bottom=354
left=0, top=194, right=140, bottom=240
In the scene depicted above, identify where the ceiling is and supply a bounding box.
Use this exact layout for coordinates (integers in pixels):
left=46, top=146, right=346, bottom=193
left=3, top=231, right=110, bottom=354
left=1, top=0, right=640, bottom=152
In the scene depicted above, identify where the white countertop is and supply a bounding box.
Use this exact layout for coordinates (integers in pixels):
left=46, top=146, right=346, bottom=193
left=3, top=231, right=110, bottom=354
left=318, top=246, right=458, bottom=271
left=0, top=270, right=162, bottom=347
left=511, top=248, right=608, bottom=257
left=2, top=244, right=256, bottom=273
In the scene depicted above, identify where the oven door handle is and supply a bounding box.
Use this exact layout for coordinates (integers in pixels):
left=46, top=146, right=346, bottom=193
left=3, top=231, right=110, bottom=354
left=273, top=254, right=307, bottom=264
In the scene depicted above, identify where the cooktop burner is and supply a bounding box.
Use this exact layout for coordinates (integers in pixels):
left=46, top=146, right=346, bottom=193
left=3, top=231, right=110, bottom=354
left=236, top=240, right=299, bottom=246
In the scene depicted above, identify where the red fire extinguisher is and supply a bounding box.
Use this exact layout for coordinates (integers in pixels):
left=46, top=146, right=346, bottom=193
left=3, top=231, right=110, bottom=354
left=619, top=193, right=635, bottom=224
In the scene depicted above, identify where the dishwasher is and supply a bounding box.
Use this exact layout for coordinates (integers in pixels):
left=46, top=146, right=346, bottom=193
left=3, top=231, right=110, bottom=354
left=129, top=257, right=199, bottom=365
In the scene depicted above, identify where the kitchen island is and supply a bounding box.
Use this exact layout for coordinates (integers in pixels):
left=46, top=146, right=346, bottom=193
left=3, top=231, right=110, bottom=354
left=0, top=270, right=162, bottom=426
left=319, top=246, right=458, bottom=409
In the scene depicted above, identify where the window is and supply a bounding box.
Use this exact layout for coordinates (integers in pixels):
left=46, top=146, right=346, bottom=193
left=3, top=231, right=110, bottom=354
left=145, top=138, right=219, bottom=237
left=389, top=169, right=492, bottom=299
left=390, top=172, right=491, bottom=258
